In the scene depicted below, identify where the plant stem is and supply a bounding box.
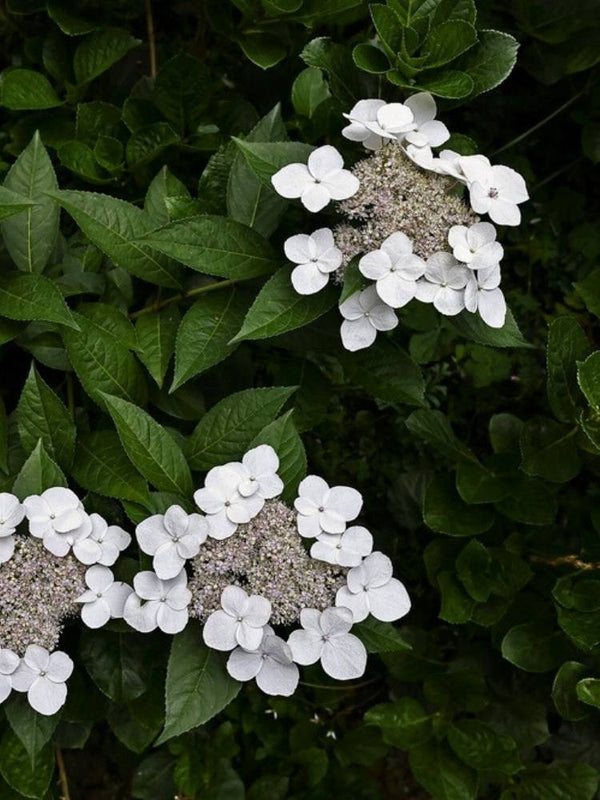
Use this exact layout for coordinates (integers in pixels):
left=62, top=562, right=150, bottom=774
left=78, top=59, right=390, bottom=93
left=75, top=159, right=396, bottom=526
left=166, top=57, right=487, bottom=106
left=129, top=277, right=243, bottom=320
left=145, top=0, right=157, bottom=78
left=55, top=747, right=71, bottom=800
left=299, top=677, right=380, bottom=691
left=530, top=553, right=600, bottom=571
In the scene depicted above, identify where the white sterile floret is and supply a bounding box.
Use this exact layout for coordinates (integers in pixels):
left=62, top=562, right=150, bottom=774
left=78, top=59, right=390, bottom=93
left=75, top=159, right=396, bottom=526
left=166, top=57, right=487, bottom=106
left=123, top=569, right=191, bottom=634
left=231, top=445, right=283, bottom=500
left=226, top=626, right=299, bottom=696
left=342, top=99, right=414, bottom=151
left=76, top=565, right=132, bottom=629
left=404, top=92, right=450, bottom=150
left=136, top=505, right=208, bottom=580
left=84, top=513, right=131, bottom=567
left=23, top=487, right=92, bottom=558
left=459, top=155, right=529, bottom=226
left=294, top=475, right=363, bottom=538
left=339, top=285, right=398, bottom=352
left=0, top=493, right=25, bottom=564
left=11, top=645, right=73, bottom=716
left=359, top=231, right=426, bottom=309
left=415, top=252, right=470, bottom=316
left=203, top=585, right=271, bottom=652
left=448, top=222, right=504, bottom=270
left=464, top=264, right=507, bottom=328
left=271, top=145, right=359, bottom=213
left=310, top=525, right=373, bottom=567
left=194, top=465, right=263, bottom=540
left=0, top=649, right=20, bottom=703
left=285, top=228, right=343, bottom=296
left=288, top=606, right=367, bottom=680
left=336, top=551, right=411, bottom=623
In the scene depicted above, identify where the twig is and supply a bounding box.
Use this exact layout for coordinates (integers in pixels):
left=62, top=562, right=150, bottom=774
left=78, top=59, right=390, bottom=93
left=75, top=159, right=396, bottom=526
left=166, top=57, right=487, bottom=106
left=145, top=0, right=157, bottom=78
left=55, top=746, right=71, bottom=800
left=129, top=277, right=243, bottom=320
left=299, top=677, right=380, bottom=691
left=530, top=554, right=600, bottom=571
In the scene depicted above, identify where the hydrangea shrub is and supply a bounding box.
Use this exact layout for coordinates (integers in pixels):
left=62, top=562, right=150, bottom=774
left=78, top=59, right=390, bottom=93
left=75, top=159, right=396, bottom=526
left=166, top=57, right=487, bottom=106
left=0, top=0, right=599, bottom=798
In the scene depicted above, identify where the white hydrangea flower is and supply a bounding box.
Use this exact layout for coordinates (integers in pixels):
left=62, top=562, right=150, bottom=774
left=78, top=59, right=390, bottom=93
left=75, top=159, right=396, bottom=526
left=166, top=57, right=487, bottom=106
left=0, top=649, right=19, bottom=704
left=310, top=525, right=373, bottom=567
left=136, top=505, right=208, bottom=580
left=335, top=551, right=411, bottom=623
left=84, top=513, right=131, bottom=567
left=433, top=149, right=468, bottom=181
left=227, top=626, right=299, bottom=696
left=359, top=231, right=426, bottom=308
left=342, top=99, right=414, bottom=151
left=294, top=475, right=363, bottom=538
left=123, top=569, right=191, bottom=634
left=403, top=92, right=450, bottom=150
left=288, top=607, right=367, bottom=680
left=23, top=487, right=92, bottom=558
left=285, top=228, right=343, bottom=295
left=339, top=285, right=398, bottom=352
left=194, top=465, right=263, bottom=540
left=76, top=565, right=132, bottom=629
left=448, top=222, right=504, bottom=270
left=11, top=645, right=73, bottom=716
left=465, top=264, right=507, bottom=328
left=230, top=445, right=283, bottom=500
left=271, top=145, right=359, bottom=213
left=203, top=585, right=271, bottom=652
left=415, top=252, right=470, bottom=316
left=0, top=493, right=25, bottom=564
left=459, top=154, right=529, bottom=226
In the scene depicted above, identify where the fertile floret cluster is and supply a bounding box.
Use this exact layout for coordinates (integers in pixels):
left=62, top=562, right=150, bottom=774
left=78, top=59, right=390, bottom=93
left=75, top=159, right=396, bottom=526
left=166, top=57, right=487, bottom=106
left=270, top=91, right=529, bottom=348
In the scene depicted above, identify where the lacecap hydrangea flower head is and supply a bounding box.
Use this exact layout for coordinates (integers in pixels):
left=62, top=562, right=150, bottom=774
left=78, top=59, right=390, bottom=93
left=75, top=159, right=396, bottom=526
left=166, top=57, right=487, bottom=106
left=270, top=92, right=528, bottom=350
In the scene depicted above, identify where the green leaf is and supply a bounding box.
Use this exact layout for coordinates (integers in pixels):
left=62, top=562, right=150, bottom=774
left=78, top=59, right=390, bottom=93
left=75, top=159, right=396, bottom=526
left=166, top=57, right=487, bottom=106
left=406, top=409, right=477, bottom=463
left=47, top=0, right=100, bottom=35
left=4, top=695, right=60, bottom=764
left=448, top=308, right=531, bottom=347
left=0, top=729, right=54, bottom=800
left=239, top=32, right=286, bottom=69
left=496, top=476, right=557, bottom=525
left=136, top=306, right=180, bottom=388
left=17, top=363, right=76, bottom=469
left=232, top=267, right=337, bottom=342
left=144, top=166, right=189, bottom=225
left=365, top=698, right=434, bottom=750
left=501, top=623, right=569, bottom=673
left=458, top=30, right=519, bottom=98
left=0, top=68, right=62, bottom=110
left=0, top=273, right=77, bottom=329
left=80, top=629, right=149, bottom=703
left=343, top=340, right=425, bottom=406
left=250, top=410, right=306, bottom=501
left=50, top=190, right=183, bottom=288
left=138, top=215, right=279, bottom=280
left=456, top=459, right=513, bottom=504
left=171, top=289, right=248, bottom=391
left=62, top=313, right=147, bottom=409
left=71, top=430, right=150, bottom=504
left=0, top=186, right=35, bottom=222
left=369, top=4, right=403, bottom=56
left=455, top=539, right=492, bottom=602
left=552, top=662, right=591, bottom=721
left=577, top=351, right=600, bottom=410
left=576, top=677, right=600, bottom=709
left=519, top=417, right=580, bottom=483
left=575, top=270, right=600, bottom=318
left=0, top=132, right=59, bottom=273
left=500, top=762, right=599, bottom=800
left=447, top=720, right=520, bottom=774
left=154, top=54, right=211, bottom=133
left=424, top=20, right=477, bottom=68
left=291, top=67, right=331, bottom=117
left=352, top=43, right=391, bottom=73
left=102, top=393, right=193, bottom=495
left=354, top=618, right=412, bottom=653
left=232, top=138, right=315, bottom=187
left=424, top=474, right=494, bottom=536
left=186, top=386, right=296, bottom=470
left=301, top=37, right=363, bottom=105
left=411, top=70, right=475, bottom=99
left=409, top=741, right=478, bottom=800
left=547, top=316, right=591, bottom=422
left=12, top=439, right=66, bottom=499
left=437, top=570, right=475, bottom=623
left=156, top=623, right=241, bottom=744
left=126, top=122, right=180, bottom=168
left=73, top=27, right=141, bottom=84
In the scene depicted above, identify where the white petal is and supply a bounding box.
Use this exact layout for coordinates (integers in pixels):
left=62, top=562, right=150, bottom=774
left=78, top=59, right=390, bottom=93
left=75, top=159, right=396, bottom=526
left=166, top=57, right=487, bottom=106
left=227, top=648, right=262, bottom=682
left=136, top=515, right=171, bottom=555
left=488, top=199, right=521, bottom=227
left=72, top=537, right=103, bottom=565
left=104, top=582, right=132, bottom=618
left=81, top=599, right=111, bottom=629
left=297, top=514, right=322, bottom=538
left=257, top=474, right=284, bottom=500
left=10, top=662, right=37, bottom=692
left=236, top=621, right=265, bottom=651
left=310, top=538, right=338, bottom=564
left=256, top=658, right=299, bottom=696
left=0, top=676, right=11, bottom=703
left=376, top=273, right=417, bottom=309
left=362, top=552, right=394, bottom=588
left=321, top=635, right=367, bottom=680
left=419, top=120, right=449, bottom=147
left=381, top=231, right=413, bottom=261
left=342, top=121, right=370, bottom=143
left=133, top=571, right=162, bottom=600
left=245, top=595, right=272, bottom=628
left=415, top=280, right=439, bottom=303
left=469, top=241, right=504, bottom=271
left=207, top=511, right=237, bottom=540
left=339, top=292, right=366, bottom=321
left=377, top=102, right=414, bottom=133
left=85, top=564, right=114, bottom=593
left=359, top=249, right=391, bottom=280
left=459, top=154, right=492, bottom=187
left=341, top=318, right=377, bottom=352
left=42, top=531, right=71, bottom=557
left=335, top=586, right=369, bottom=623
left=153, top=542, right=185, bottom=581
left=124, top=595, right=158, bottom=632
left=271, top=163, right=312, bottom=199
left=308, top=145, right=343, bottom=179
left=492, top=165, right=529, bottom=204
left=301, top=183, right=331, bottom=213
left=310, top=227, right=335, bottom=253
left=327, top=486, right=362, bottom=521
left=284, top=234, right=313, bottom=265
left=397, top=255, right=427, bottom=281
left=297, top=475, right=328, bottom=506
left=478, top=264, right=501, bottom=290
left=47, top=651, right=74, bottom=682
left=291, top=262, right=330, bottom=295
left=203, top=610, right=238, bottom=651
left=288, top=629, right=323, bottom=665
left=0, top=536, right=15, bottom=563
left=368, top=578, right=411, bottom=622
left=478, top=288, right=507, bottom=328
left=157, top=604, right=188, bottom=634
left=0, top=649, right=19, bottom=675
left=322, top=170, right=359, bottom=201
left=320, top=606, right=353, bottom=636
left=405, top=92, right=437, bottom=125
left=28, top=677, right=67, bottom=716
left=467, top=221, right=496, bottom=249
left=433, top=287, right=465, bottom=317
left=193, top=487, right=223, bottom=515
left=369, top=303, right=398, bottom=332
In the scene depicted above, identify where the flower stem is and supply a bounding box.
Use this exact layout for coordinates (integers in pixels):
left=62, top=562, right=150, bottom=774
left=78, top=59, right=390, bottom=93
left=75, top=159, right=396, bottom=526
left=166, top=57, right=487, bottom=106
left=55, top=746, right=71, bottom=800
left=145, top=0, right=157, bottom=78
left=129, top=277, right=244, bottom=320
left=530, top=553, right=600, bottom=571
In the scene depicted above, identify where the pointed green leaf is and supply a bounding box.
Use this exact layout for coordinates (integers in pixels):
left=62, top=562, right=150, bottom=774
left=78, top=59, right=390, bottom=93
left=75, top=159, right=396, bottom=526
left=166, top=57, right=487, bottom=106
left=0, top=68, right=63, bottom=110
left=0, top=187, right=35, bottom=222
left=71, top=430, right=150, bottom=504
left=0, top=729, right=54, bottom=800
left=231, top=138, right=314, bottom=187
left=12, top=439, right=67, bottom=499
left=136, top=306, right=180, bottom=388
left=0, top=273, right=78, bottom=329
left=458, top=30, right=519, bottom=98
left=73, top=27, right=141, bottom=84
left=547, top=317, right=591, bottom=422
left=4, top=695, right=60, bottom=765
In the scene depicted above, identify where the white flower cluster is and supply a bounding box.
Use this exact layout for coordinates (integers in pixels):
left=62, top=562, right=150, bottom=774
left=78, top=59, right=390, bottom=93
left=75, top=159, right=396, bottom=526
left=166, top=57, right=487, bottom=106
left=0, top=445, right=411, bottom=709
left=269, top=91, right=529, bottom=348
